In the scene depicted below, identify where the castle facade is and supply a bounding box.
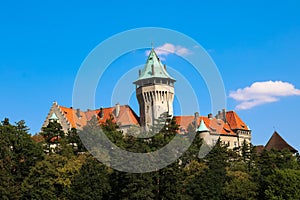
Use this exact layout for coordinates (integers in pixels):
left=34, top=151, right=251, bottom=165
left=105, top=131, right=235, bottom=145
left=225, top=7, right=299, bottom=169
left=43, top=49, right=251, bottom=149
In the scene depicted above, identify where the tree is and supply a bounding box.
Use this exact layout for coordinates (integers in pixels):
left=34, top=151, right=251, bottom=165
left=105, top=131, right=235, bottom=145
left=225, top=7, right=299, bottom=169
left=223, top=170, right=258, bottom=200
left=182, top=160, right=208, bottom=198
left=21, top=154, right=68, bottom=199
left=156, top=162, right=185, bottom=200
left=69, top=155, right=111, bottom=200
left=264, top=169, right=300, bottom=200
left=114, top=172, right=155, bottom=200
left=13, top=120, right=44, bottom=181
left=256, top=149, right=299, bottom=199
left=180, top=127, right=203, bottom=166
left=0, top=118, right=43, bottom=199
left=185, top=138, right=229, bottom=199
left=66, top=128, right=86, bottom=154
left=41, top=121, right=65, bottom=154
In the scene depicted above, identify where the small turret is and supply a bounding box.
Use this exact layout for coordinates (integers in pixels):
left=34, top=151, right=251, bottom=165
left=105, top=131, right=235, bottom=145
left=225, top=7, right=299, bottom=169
left=197, top=119, right=209, bottom=133
left=49, top=113, right=59, bottom=122
left=197, top=119, right=212, bottom=146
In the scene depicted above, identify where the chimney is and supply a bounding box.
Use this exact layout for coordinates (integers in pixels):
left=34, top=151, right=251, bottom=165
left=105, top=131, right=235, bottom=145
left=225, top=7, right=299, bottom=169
left=194, top=112, right=199, bottom=127
left=222, top=108, right=227, bottom=123
left=164, top=64, right=166, bottom=71
left=139, top=69, right=141, bottom=77
left=216, top=111, right=221, bottom=120
left=76, top=108, right=81, bottom=118
left=115, top=103, right=120, bottom=117
left=151, top=64, right=155, bottom=75
left=208, top=113, right=213, bottom=119
left=99, top=107, right=104, bottom=118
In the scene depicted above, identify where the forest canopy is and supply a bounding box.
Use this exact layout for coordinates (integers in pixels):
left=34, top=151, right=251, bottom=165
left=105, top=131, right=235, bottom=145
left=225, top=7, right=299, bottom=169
left=0, top=117, right=299, bottom=200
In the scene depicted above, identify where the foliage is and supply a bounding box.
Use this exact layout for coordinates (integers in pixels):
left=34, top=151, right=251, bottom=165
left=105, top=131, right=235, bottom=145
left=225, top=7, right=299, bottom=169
left=184, top=139, right=229, bottom=199
left=256, top=149, right=299, bottom=199
left=0, top=118, right=44, bottom=199
left=223, top=170, right=258, bottom=199
left=66, top=128, right=87, bottom=154
left=1, top=117, right=300, bottom=199
left=264, top=169, right=300, bottom=200
left=21, top=154, right=69, bottom=199
left=40, top=120, right=65, bottom=154
left=68, top=155, right=111, bottom=200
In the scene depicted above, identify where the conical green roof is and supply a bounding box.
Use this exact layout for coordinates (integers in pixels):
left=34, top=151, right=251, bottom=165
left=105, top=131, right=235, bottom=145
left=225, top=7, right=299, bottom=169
left=134, top=49, right=175, bottom=83
left=197, top=119, right=209, bottom=132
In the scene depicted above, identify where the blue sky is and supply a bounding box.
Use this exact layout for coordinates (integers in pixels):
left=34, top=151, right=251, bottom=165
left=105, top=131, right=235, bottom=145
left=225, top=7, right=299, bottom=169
left=1, top=1, right=300, bottom=150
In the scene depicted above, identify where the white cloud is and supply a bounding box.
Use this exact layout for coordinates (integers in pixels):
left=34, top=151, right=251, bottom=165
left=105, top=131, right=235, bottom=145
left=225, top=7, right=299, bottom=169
left=229, top=81, right=300, bottom=110
left=146, top=43, right=192, bottom=58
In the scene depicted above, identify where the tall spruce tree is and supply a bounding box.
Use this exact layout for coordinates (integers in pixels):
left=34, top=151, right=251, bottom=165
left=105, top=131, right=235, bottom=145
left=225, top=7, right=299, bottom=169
left=69, top=155, right=111, bottom=200
left=0, top=118, right=43, bottom=199
left=41, top=120, right=65, bottom=154
left=185, top=138, right=229, bottom=200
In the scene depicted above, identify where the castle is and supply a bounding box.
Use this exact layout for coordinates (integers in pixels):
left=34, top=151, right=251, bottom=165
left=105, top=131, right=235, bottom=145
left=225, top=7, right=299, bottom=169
left=43, top=49, right=251, bottom=149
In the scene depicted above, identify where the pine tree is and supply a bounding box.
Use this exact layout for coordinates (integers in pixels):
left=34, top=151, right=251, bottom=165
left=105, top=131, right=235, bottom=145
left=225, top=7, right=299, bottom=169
left=66, top=128, right=87, bottom=154
left=185, top=138, right=229, bottom=199
left=256, top=149, right=299, bottom=199
left=0, top=118, right=44, bottom=199
left=69, top=155, right=111, bottom=200
left=41, top=120, right=65, bottom=154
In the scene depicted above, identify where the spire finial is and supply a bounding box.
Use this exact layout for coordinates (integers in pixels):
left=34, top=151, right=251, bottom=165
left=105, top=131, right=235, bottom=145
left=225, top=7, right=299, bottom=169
left=151, top=42, right=154, bottom=49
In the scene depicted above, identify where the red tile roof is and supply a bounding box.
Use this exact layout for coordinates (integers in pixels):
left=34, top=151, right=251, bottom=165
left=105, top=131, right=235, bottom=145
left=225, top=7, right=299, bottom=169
left=226, top=111, right=249, bottom=130
left=174, top=111, right=246, bottom=135
left=58, top=104, right=139, bottom=129
left=174, top=116, right=194, bottom=133
left=59, top=106, right=88, bottom=128
left=53, top=102, right=247, bottom=136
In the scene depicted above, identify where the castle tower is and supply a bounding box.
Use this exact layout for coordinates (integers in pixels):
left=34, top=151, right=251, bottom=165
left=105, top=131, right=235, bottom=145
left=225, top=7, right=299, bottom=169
left=197, top=119, right=212, bottom=146
left=133, top=49, right=176, bottom=130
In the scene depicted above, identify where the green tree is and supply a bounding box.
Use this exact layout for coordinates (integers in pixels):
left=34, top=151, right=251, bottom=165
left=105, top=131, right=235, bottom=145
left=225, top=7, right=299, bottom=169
left=112, top=172, right=155, bottom=200
left=21, top=154, right=69, bottom=199
left=66, top=128, right=86, bottom=154
left=69, top=155, right=111, bottom=200
left=0, top=118, right=43, bottom=199
left=156, top=162, right=185, bottom=200
left=41, top=121, right=65, bottom=154
left=264, top=169, right=300, bottom=200
left=182, top=160, right=208, bottom=198
left=185, top=138, right=228, bottom=200
left=223, top=170, right=258, bottom=200
left=257, top=149, right=299, bottom=199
